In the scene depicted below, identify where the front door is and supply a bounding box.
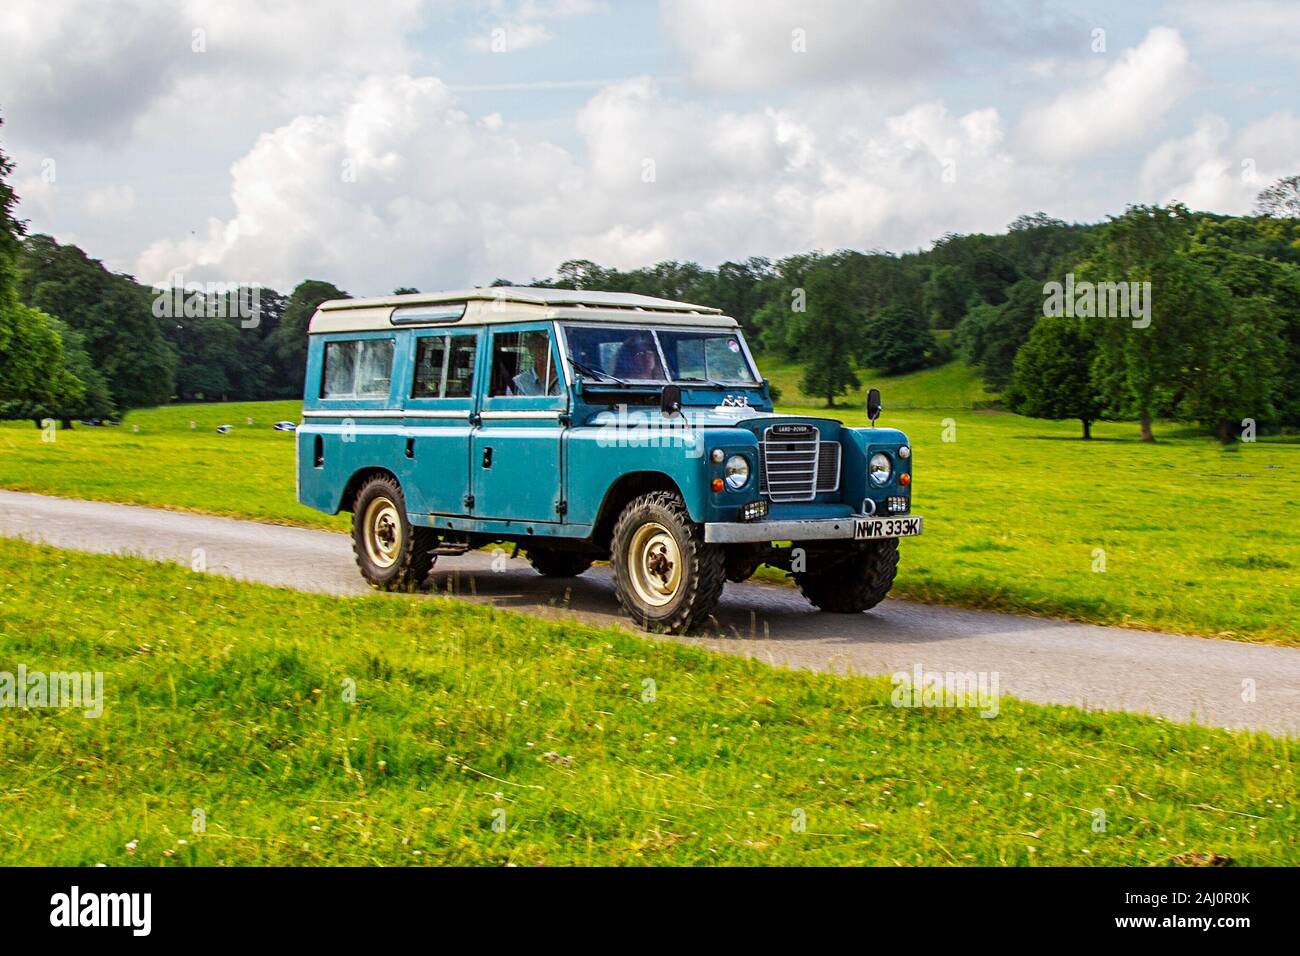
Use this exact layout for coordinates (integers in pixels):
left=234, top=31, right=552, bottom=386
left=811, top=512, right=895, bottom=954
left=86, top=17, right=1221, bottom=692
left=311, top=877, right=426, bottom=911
left=470, top=324, right=566, bottom=523
left=399, top=329, right=480, bottom=516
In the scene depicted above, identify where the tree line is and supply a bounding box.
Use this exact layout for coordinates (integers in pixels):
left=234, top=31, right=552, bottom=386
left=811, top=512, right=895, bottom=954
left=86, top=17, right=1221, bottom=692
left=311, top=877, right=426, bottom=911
left=2, top=115, right=1298, bottom=442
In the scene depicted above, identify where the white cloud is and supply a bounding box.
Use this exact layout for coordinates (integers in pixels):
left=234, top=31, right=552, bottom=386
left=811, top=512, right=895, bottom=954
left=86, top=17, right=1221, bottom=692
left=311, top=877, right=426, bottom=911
left=85, top=185, right=137, bottom=218
left=1140, top=111, right=1300, bottom=212
left=465, top=0, right=597, bottom=52
left=135, top=74, right=1047, bottom=292
left=1175, top=0, right=1300, bottom=59
left=660, top=0, right=1072, bottom=93
left=0, top=0, right=425, bottom=143
left=1019, top=27, right=1194, bottom=161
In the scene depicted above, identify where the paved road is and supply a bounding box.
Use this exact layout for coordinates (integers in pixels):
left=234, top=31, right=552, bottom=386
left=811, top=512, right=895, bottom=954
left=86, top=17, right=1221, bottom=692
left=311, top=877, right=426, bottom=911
left=2, top=489, right=1297, bottom=735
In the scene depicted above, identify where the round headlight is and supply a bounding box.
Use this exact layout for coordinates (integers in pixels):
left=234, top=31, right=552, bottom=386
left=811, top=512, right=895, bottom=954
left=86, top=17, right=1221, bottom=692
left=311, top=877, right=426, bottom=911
left=869, top=452, right=892, bottom=486
left=724, top=454, right=750, bottom=490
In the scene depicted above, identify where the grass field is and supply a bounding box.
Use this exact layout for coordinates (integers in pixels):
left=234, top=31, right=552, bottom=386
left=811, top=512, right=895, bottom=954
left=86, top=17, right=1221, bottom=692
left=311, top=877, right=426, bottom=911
left=1, top=365, right=1298, bottom=645
left=0, top=538, right=1292, bottom=866
left=759, top=355, right=997, bottom=409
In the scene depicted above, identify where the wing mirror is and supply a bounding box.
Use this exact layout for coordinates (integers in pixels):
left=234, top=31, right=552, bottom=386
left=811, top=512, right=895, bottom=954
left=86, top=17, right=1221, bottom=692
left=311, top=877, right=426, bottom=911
left=867, top=387, right=882, bottom=425
left=660, top=384, right=682, bottom=416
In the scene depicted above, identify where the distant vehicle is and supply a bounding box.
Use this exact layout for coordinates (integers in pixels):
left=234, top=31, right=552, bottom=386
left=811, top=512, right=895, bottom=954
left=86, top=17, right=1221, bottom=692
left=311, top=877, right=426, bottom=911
left=216, top=424, right=234, bottom=434
left=297, top=288, right=920, bottom=633
left=272, top=421, right=297, bottom=432
left=77, top=418, right=104, bottom=426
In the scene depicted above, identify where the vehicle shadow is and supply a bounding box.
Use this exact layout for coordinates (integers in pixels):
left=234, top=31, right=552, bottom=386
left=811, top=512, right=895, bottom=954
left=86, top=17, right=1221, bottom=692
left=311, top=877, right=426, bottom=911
left=425, top=560, right=1050, bottom=647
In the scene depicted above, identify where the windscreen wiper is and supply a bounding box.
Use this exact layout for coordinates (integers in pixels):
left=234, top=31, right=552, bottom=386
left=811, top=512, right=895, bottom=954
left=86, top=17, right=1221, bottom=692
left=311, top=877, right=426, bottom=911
left=675, top=376, right=727, bottom=388
left=568, top=357, right=627, bottom=386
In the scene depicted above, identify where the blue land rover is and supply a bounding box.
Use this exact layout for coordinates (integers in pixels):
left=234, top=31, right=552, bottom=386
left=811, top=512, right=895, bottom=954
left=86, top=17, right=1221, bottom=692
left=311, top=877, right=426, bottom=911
left=297, top=288, right=921, bottom=633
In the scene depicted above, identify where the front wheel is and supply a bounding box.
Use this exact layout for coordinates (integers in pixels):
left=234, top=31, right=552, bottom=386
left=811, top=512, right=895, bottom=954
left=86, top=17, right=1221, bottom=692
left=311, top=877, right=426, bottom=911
left=794, top=539, right=899, bottom=613
left=351, top=474, right=437, bottom=591
left=610, top=491, right=725, bottom=634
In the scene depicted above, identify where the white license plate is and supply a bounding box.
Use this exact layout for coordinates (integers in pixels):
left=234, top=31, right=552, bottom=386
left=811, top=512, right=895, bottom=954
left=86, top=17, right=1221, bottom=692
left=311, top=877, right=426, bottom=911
left=854, top=516, right=923, bottom=540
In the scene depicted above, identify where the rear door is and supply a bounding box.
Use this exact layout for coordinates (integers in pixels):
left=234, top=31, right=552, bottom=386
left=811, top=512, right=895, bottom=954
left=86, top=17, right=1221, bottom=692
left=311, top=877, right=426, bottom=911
left=470, top=323, right=567, bottom=523
left=399, top=329, right=481, bottom=516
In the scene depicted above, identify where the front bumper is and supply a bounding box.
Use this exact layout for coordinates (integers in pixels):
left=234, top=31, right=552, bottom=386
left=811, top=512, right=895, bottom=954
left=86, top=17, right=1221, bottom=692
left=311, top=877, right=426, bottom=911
left=703, top=514, right=923, bottom=544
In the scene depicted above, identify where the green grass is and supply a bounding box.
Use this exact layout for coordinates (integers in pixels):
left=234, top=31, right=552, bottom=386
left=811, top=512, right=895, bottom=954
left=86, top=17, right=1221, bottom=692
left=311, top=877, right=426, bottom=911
left=2, top=376, right=1299, bottom=646
left=0, top=400, right=345, bottom=531
left=0, top=539, right=1292, bottom=866
left=760, top=356, right=998, bottom=409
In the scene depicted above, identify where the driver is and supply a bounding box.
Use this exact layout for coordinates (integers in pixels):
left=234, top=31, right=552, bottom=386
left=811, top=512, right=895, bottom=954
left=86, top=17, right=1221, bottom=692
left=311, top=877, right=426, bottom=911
left=510, top=335, right=557, bottom=395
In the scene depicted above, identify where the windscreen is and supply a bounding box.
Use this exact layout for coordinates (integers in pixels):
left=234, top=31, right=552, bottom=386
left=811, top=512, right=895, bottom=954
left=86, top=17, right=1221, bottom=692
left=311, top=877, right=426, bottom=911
left=563, top=326, right=756, bottom=384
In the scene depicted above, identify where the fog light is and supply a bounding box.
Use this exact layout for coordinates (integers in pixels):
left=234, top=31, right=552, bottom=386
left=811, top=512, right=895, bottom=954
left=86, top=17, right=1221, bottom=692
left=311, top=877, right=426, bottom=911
left=887, top=496, right=908, bottom=514
left=711, top=478, right=725, bottom=492
left=740, top=499, right=768, bottom=522
left=710, top=448, right=725, bottom=463
left=898, top=445, right=910, bottom=459
left=899, top=472, right=911, bottom=487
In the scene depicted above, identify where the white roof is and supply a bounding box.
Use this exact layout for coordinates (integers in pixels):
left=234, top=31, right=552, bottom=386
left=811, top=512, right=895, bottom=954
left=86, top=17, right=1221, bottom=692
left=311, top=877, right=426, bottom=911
left=309, top=286, right=735, bottom=334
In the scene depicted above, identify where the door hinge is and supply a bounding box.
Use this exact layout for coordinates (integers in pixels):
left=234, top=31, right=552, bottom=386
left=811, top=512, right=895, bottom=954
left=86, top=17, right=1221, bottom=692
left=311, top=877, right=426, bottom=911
left=555, top=499, right=568, bottom=517
left=463, top=493, right=475, bottom=510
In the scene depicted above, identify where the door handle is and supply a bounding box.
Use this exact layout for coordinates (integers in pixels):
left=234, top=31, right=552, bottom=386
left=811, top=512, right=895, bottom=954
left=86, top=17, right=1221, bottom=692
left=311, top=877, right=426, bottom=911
left=481, top=447, right=493, bottom=468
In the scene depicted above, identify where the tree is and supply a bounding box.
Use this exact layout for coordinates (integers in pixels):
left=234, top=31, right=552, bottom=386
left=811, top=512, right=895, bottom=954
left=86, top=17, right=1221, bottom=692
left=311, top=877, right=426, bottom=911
left=270, top=280, right=349, bottom=394
left=799, top=271, right=859, bottom=406
left=1189, top=218, right=1300, bottom=427
left=0, top=117, right=91, bottom=425
left=19, top=234, right=176, bottom=408
left=922, top=264, right=975, bottom=329
left=0, top=304, right=86, bottom=425
left=1255, top=175, right=1300, bottom=219
left=956, top=277, right=1043, bottom=390
left=1006, top=314, right=1101, bottom=438
left=861, top=302, right=934, bottom=375
left=1084, top=204, right=1200, bottom=442
left=1180, top=296, right=1284, bottom=442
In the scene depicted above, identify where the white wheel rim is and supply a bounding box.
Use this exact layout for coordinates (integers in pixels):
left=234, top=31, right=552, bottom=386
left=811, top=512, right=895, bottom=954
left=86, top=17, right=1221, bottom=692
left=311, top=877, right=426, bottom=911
left=363, top=495, right=402, bottom=568
left=628, top=521, right=683, bottom=608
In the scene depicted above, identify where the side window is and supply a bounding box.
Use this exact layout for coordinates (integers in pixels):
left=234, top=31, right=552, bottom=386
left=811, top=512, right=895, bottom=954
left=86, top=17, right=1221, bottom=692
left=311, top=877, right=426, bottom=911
left=410, top=333, right=477, bottom=399
left=489, top=329, right=558, bottom=397
left=322, top=338, right=394, bottom=399
left=411, top=337, right=446, bottom=398
left=445, top=335, right=477, bottom=397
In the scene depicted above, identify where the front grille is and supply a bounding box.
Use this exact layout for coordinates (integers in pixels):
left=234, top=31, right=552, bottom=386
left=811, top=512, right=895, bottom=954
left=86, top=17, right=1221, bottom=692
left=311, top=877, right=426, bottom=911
left=758, top=425, right=839, bottom=501
left=816, top=442, right=840, bottom=492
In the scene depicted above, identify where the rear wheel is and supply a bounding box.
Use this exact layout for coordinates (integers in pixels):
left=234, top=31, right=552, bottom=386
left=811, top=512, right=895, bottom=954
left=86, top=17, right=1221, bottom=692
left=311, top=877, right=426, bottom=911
left=794, top=539, right=899, bottom=613
left=610, top=491, right=725, bottom=633
left=526, top=547, right=593, bottom=578
left=351, top=474, right=437, bottom=591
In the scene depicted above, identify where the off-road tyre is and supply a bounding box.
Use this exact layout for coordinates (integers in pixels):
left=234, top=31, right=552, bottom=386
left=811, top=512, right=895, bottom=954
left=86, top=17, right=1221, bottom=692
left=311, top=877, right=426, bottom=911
left=794, top=538, right=899, bottom=613
left=610, top=491, right=725, bottom=634
left=351, top=474, right=438, bottom=591
left=526, top=547, right=594, bottom=578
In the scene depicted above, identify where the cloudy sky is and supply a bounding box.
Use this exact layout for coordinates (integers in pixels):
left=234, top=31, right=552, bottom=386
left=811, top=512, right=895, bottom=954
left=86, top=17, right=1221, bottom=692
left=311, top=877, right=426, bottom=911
left=2, top=0, right=1297, bottom=294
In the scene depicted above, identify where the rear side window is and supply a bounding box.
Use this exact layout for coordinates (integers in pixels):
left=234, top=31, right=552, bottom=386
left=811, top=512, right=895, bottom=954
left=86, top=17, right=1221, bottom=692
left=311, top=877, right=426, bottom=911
left=411, top=333, right=477, bottom=399
left=322, top=338, right=394, bottom=399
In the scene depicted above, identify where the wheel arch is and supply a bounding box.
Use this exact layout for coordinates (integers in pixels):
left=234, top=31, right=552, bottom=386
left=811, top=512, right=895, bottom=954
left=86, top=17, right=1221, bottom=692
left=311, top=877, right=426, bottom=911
left=590, top=471, right=687, bottom=552
left=338, top=466, right=402, bottom=513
